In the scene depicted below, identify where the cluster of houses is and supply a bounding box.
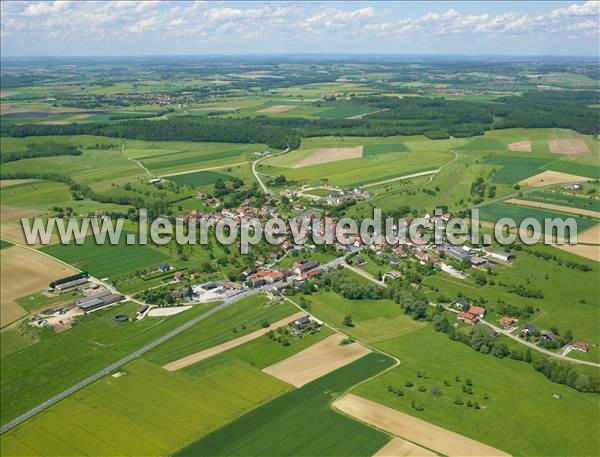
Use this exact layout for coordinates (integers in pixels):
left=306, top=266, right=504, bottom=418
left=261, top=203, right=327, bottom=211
left=316, top=188, right=371, bottom=206
left=244, top=258, right=321, bottom=293
left=282, top=186, right=370, bottom=206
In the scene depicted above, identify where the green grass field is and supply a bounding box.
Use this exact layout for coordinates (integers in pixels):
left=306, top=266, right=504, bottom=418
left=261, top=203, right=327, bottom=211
left=1, top=358, right=290, bottom=457
left=40, top=234, right=170, bottom=279
left=0, top=301, right=217, bottom=425
left=478, top=202, right=599, bottom=234
left=145, top=294, right=298, bottom=365
left=424, top=243, right=600, bottom=344
left=363, top=143, right=409, bottom=157
left=354, top=328, right=600, bottom=457
left=521, top=190, right=600, bottom=212
left=484, top=156, right=553, bottom=184
left=176, top=352, right=395, bottom=457
left=166, top=170, right=231, bottom=187
left=298, top=280, right=425, bottom=344
left=544, top=161, right=600, bottom=179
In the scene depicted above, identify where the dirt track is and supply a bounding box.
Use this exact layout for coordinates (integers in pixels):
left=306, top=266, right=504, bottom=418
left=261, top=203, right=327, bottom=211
left=519, top=170, right=589, bottom=187
left=163, top=311, right=306, bottom=371
left=292, top=146, right=363, bottom=168
left=334, top=394, right=510, bottom=457
left=373, top=438, right=436, bottom=457
left=505, top=198, right=600, bottom=218
left=549, top=138, right=590, bottom=154
left=1, top=245, right=77, bottom=327
left=262, top=333, right=371, bottom=387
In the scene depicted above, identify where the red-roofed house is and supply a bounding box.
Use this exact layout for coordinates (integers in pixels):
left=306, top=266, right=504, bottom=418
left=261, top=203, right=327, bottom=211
left=468, top=306, right=486, bottom=318
left=457, top=312, right=479, bottom=325
left=571, top=342, right=589, bottom=352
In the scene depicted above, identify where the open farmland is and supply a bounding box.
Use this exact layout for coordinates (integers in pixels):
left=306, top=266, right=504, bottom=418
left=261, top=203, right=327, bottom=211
left=519, top=170, right=592, bottom=187
left=485, top=156, right=553, bottom=184
left=478, top=202, right=599, bottom=234
left=176, top=353, right=395, bottom=457
left=334, top=394, right=509, bottom=457
left=0, top=301, right=217, bottom=424
left=146, top=294, right=298, bottom=365
left=163, top=311, right=306, bottom=371
left=354, top=328, right=600, bottom=457
left=363, top=143, right=409, bottom=157
left=521, top=190, right=600, bottom=211
left=138, top=142, right=261, bottom=176
left=167, top=170, right=232, bottom=187
left=0, top=358, right=290, bottom=457
left=262, top=334, right=371, bottom=387
left=40, top=234, right=170, bottom=280
left=504, top=198, right=600, bottom=218
left=317, top=105, right=378, bottom=119
left=261, top=150, right=451, bottom=187
left=1, top=246, right=76, bottom=327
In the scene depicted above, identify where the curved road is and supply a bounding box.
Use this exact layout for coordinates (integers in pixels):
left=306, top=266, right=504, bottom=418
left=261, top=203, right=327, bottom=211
left=345, top=259, right=600, bottom=368
left=252, top=147, right=289, bottom=195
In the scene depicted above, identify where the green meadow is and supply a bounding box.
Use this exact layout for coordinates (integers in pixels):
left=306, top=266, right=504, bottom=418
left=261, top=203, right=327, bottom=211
left=167, top=170, right=232, bottom=187
left=0, top=301, right=217, bottom=425
left=354, top=328, right=600, bottom=457
left=423, top=243, right=600, bottom=344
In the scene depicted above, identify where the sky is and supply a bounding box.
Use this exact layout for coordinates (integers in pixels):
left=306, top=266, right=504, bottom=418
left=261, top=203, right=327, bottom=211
left=1, top=1, right=599, bottom=57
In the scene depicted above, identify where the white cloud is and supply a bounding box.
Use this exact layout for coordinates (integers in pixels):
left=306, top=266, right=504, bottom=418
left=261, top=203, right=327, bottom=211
left=1, top=1, right=598, bottom=53
left=22, top=1, right=71, bottom=17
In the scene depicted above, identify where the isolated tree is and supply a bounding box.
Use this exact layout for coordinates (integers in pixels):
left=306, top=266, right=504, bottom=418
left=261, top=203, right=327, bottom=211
left=342, top=315, right=354, bottom=327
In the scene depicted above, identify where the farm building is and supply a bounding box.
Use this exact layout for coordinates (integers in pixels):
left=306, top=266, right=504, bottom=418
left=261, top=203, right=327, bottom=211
left=470, top=257, right=487, bottom=267
left=55, top=277, right=89, bottom=291
left=446, top=247, right=468, bottom=261
left=77, top=292, right=125, bottom=313
left=489, top=251, right=515, bottom=262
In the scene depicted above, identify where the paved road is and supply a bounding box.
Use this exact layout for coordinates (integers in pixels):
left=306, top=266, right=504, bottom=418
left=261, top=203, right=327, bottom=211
left=0, top=288, right=259, bottom=434
left=0, top=256, right=345, bottom=434
left=252, top=147, right=289, bottom=195
left=345, top=260, right=600, bottom=369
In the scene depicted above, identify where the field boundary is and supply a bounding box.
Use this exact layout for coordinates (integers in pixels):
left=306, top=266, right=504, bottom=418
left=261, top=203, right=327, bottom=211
left=333, top=394, right=511, bottom=457
left=163, top=311, right=306, bottom=371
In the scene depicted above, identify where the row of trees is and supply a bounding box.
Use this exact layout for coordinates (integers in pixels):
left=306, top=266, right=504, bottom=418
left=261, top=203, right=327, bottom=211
left=430, top=313, right=599, bottom=393
left=0, top=141, right=81, bottom=163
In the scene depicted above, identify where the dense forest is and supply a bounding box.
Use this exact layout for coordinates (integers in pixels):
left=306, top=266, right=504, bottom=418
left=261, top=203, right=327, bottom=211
left=1, top=91, right=598, bottom=148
